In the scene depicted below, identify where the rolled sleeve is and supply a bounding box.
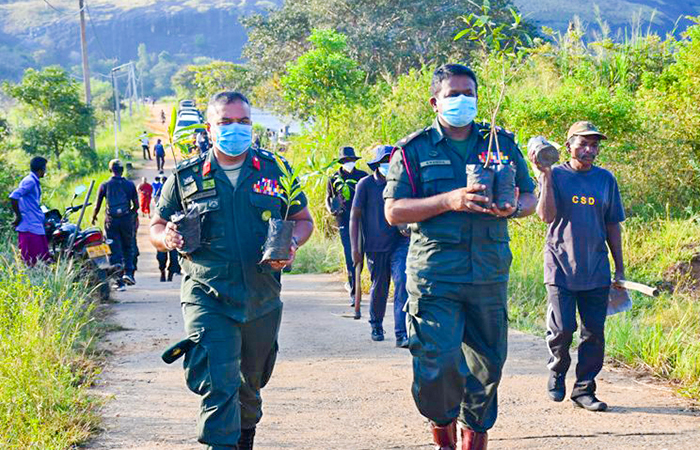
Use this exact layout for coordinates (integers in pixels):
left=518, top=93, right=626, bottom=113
left=9, top=176, right=33, bottom=200
left=155, top=175, right=182, bottom=221
left=383, top=149, right=414, bottom=200
left=286, top=190, right=308, bottom=217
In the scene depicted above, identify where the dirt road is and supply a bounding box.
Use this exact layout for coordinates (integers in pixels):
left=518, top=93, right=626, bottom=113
left=87, top=108, right=700, bottom=450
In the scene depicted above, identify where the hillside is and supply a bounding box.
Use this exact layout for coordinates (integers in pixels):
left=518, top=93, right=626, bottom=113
left=0, top=0, right=698, bottom=82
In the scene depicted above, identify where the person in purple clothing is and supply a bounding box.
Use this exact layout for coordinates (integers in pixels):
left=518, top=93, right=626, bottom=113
left=9, top=156, right=49, bottom=266
left=350, top=145, right=410, bottom=347
left=532, top=121, right=626, bottom=412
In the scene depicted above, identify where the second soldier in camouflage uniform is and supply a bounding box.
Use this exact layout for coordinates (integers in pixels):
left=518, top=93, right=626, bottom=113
left=384, top=64, right=537, bottom=450
left=151, top=92, right=314, bottom=450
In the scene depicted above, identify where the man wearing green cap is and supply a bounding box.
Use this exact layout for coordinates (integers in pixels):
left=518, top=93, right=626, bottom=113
left=531, top=121, right=626, bottom=412
left=384, top=63, right=537, bottom=450
left=150, top=91, right=314, bottom=450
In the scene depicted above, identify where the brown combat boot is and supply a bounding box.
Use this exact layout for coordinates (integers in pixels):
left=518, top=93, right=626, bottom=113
left=459, top=424, right=488, bottom=450
left=430, top=421, right=457, bottom=450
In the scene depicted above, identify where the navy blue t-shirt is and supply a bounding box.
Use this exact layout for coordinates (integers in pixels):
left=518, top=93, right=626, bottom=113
left=544, top=162, right=625, bottom=290
left=352, top=173, right=398, bottom=253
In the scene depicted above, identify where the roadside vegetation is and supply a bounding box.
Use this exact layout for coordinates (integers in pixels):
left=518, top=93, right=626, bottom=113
left=0, top=64, right=148, bottom=447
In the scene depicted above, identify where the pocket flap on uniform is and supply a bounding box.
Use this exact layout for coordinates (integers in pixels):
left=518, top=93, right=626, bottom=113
left=418, top=220, right=462, bottom=243
left=421, top=165, right=454, bottom=182
left=250, top=192, right=282, bottom=209
left=488, top=225, right=510, bottom=242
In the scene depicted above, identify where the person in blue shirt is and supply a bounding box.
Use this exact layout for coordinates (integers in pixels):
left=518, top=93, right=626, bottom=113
left=350, top=145, right=410, bottom=347
left=9, top=156, right=49, bottom=266
left=154, top=139, right=166, bottom=171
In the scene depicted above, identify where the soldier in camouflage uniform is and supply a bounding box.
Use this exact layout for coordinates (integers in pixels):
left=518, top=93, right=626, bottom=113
left=384, top=64, right=537, bottom=450
left=150, top=92, right=314, bottom=450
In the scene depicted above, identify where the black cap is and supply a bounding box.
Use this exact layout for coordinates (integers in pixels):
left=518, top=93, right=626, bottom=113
left=338, top=146, right=360, bottom=162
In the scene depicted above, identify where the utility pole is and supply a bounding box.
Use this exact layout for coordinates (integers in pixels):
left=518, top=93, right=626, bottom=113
left=78, top=0, right=95, bottom=151
left=111, top=69, right=120, bottom=158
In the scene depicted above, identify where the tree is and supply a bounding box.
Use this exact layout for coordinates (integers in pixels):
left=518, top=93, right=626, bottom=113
left=2, top=66, right=94, bottom=171
left=242, top=0, right=531, bottom=81
left=172, top=61, right=255, bottom=105
left=280, top=29, right=366, bottom=133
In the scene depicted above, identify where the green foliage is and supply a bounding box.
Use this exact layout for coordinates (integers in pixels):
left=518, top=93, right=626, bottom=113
left=0, top=250, right=101, bottom=448
left=2, top=66, right=95, bottom=173
left=274, top=153, right=306, bottom=221
left=172, top=61, right=255, bottom=106
left=281, top=29, right=367, bottom=131
left=242, top=0, right=528, bottom=81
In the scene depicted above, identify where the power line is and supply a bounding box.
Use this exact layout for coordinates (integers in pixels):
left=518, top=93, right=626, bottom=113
left=84, top=0, right=110, bottom=61
left=41, top=0, right=85, bottom=16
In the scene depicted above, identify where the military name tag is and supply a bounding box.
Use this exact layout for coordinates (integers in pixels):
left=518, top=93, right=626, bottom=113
left=420, top=160, right=451, bottom=168
left=183, top=175, right=196, bottom=185
left=188, top=189, right=217, bottom=201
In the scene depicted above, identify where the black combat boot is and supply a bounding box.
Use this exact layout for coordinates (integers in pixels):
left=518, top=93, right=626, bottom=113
left=160, top=270, right=166, bottom=282
left=238, top=427, right=255, bottom=450
left=167, top=271, right=174, bottom=282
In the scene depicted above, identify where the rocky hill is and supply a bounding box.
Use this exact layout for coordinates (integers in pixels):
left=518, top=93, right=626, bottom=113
left=0, top=0, right=698, bottom=82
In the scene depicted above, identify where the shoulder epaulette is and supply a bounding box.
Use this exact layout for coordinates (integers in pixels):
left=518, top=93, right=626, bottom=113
left=175, top=154, right=204, bottom=172
left=395, top=126, right=430, bottom=148
left=256, top=148, right=277, bottom=161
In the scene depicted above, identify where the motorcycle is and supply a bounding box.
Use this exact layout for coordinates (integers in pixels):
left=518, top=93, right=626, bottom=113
left=43, top=184, right=120, bottom=301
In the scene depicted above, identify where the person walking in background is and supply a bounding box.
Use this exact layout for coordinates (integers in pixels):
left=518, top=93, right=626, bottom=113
left=156, top=248, right=181, bottom=282
left=532, top=121, right=626, bottom=412
left=350, top=145, right=409, bottom=347
left=154, top=138, right=166, bottom=171
left=9, top=156, right=49, bottom=266
left=152, top=174, right=164, bottom=204
left=91, top=159, right=139, bottom=291
left=196, top=130, right=210, bottom=154
left=140, top=131, right=151, bottom=160
left=325, top=146, right=367, bottom=304
left=137, top=177, right=153, bottom=218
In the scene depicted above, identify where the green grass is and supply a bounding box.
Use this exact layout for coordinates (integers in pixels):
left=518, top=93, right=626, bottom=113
left=0, top=243, right=102, bottom=448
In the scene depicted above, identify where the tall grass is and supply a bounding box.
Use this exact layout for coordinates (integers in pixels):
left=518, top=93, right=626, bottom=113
left=0, top=245, right=101, bottom=448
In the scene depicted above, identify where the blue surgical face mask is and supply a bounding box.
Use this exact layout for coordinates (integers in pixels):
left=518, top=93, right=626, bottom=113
left=214, top=123, right=252, bottom=157
left=438, top=95, right=477, bottom=128
left=378, top=163, right=390, bottom=177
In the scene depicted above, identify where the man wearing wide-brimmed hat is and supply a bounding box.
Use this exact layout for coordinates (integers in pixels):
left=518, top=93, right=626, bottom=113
left=325, top=146, right=368, bottom=303
left=532, top=121, right=626, bottom=412
left=350, top=145, right=409, bottom=347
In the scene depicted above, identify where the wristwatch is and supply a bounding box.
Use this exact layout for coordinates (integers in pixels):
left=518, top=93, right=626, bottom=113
left=506, top=202, right=522, bottom=219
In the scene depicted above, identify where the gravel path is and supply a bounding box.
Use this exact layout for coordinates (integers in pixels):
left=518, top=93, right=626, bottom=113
left=85, top=107, right=700, bottom=450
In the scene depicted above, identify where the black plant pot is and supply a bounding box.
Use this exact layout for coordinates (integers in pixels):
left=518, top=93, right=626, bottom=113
left=173, top=203, right=201, bottom=255
left=494, top=163, right=516, bottom=210
left=261, top=218, right=295, bottom=262
left=465, top=163, right=495, bottom=205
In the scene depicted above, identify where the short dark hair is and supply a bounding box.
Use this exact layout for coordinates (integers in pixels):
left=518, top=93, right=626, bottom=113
left=209, top=91, right=249, bottom=109
left=30, top=156, right=47, bottom=173
left=431, top=64, right=478, bottom=96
